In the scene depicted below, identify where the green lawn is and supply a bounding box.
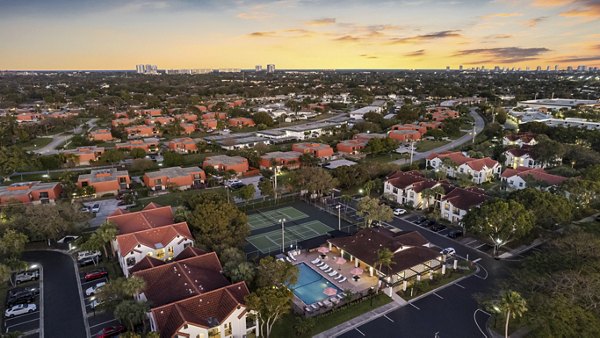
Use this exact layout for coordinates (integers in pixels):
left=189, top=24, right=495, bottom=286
left=416, top=140, right=450, bottom=152
left=20, top=137, right=53, bottom=151
left=271, top=294, right=392, bottom=337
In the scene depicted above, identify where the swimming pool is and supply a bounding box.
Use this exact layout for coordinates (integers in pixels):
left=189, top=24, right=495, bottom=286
left=289, top=262, right=342, bottom=305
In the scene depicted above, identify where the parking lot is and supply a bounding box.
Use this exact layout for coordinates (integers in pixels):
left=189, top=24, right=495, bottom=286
left=3, top=279, right=41, bottom=337
left=84, top=199, right=122, bottom=228
left=76, top=259, right=121, bottom=337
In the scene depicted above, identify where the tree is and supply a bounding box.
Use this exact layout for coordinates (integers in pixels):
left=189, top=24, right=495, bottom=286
left=220, top=247, right=256, bottom=283
left=498, top=291, right=527, bottom=338
left=246, top=286, right=294, bottom=338
left=356, top=196, right=393, bottom=228
left=236, top=184, right=256, bottom=202
left=299, top=153, right=319, bottom=167
left=0, top=229, right=28, bottom=283
left=258, top=178, right=274, bottom=198
left=162, top=151, right=184, bottom=167
left=252, top=111, right=274, bottom=126
left=530, top=135, right=565, bottom=167
left=114, top=300, right=149, bottom=332
left=96, top=277, right=146, bottom=313
left=81, top=221, right=117, bottom=258
left=510, top=189, right=573, bottom=229
left=463, top=200, right=535, bottom=256
left=0, top=146, right=31, bottom=180
left=374, top=248, right=394, bottom=292
left=294, top=317, right=315, bottom=336
left=9, top=202, right=86, bottom=243
left=364, top=138, right=399, bottom=155
left=420, top=186, right=445, bottom=210
left=129, top=148, right=146, bottom=159
left=255, top=256, right=298, bottom=288
left=290, top=167, right=338, bottom=197
left=186, top=200, right=249, bottom=250
left=130, top=159, right=156, bottom=172
left=99, top=149, right=125, bottom=165
left=559, top=178, right=600, bottom=210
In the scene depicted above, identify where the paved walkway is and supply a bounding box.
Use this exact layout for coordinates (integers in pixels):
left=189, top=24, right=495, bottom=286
left=313, top=291, right=407, bottom=338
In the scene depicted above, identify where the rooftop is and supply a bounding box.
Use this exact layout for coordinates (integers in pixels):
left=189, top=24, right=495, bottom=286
left=144, top=166, right=203, bottom=179
left=107, top=203, right=175, bottom=234
left=203, top=155, right=248, bottom=165
left=78, top=168, right=129, bottom=184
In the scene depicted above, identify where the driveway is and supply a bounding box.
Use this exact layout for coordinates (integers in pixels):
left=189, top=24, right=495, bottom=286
left=85, top=199, right=122, bottom=228
left=392, top=109, right=485, bottom=165
left=21, top=251, right=88, bottom=338
left=33, top=118, right=99, bottom=155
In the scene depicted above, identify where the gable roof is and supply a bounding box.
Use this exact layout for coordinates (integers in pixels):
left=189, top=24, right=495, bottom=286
left=133, top=252, right=230, bottom=308
left=386, top=171, right=428, bottom=189
left=107, top=204, right=175, bottom=234
left=427, top=151, right=498, bottom=171
left=501, top=167, right=567, bottom=186
left=129, top=246, right=207, bottom=275
left=115, top=222, right=193, bottom=256
left=441, top=187, right=488, bottom=210
left=151, top=282, right=249, bottom=338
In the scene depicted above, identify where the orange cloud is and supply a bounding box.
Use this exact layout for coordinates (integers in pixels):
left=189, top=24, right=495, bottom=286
left=531, top=0, right=573, bottom=7
left=305, top=18, right=336, bottom=26
left=527, top=16, right=548, bottom=27
left=482, top=12, right=523, bottom=19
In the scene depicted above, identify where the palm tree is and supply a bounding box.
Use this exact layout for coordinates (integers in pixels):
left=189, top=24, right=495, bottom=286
left=374, top=248, right=395, bottom=293
left=95, top=221, right=118, bottom=258
left=122, top=276, right=146, bottom=299
left=114, top=300, right=149, bottom=332
left=498, top=290, right=527, bottom=338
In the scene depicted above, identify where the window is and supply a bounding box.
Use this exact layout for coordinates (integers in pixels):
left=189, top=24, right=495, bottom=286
left=409, top=192, right=414, bottom=198
left=208, top=327, right=220, bottom=338
left=126, top=257, right=136, bottom=267
left=392, top=188, right=398, bottom=194
left=184, top=242, right=192, bottom=249
left=224, top=322, right=232, bottom=336
left=519, top=182, right=523, bottom=187
left=168, top=247, right=174, bottom=257
left=156, top=249, right=165, bottom=260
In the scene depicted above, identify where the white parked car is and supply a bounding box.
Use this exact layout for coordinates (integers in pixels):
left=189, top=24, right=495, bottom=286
left=393, top=208, right=407, bottom=216
left=440, top=247, right=456, bottom=256
left=15, top=270, right=39, bottom=284
left=5, top=303, right=36, bottom=318
left=85, top=281, right=106, bottom=296
left=90, top=204, right=100, bottom=213
left=77, top=250, right=101, bottom=261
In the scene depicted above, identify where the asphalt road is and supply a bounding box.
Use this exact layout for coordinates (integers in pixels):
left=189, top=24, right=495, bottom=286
left=22, top=251, right=88, bottom=338
left=332, top=200, right=513, bottom=338
left=33, top=118, right=98, bottom=155
left=392, top=109, right=485, bottom=165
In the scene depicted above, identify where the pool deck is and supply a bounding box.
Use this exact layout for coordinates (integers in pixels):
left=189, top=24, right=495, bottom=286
left=289, top=250, right=378, bottom=312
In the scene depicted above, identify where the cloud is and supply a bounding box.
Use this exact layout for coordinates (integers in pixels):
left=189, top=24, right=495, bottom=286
left=527, top=16, right=548, bottom=27
left=360, top=54, right=379, bottom=59
left=247, top=31, right=277, bottom=37
left=486, top=34, right=513, bottom=39
left=552, top=55, right=600, bottom=63
left=388, top=30, right=462, bottom=44
left=305, top=18, right=336, bottom=26
left=558, top=0, right=600, bottom=18
left=481, top=12, right=523, bottom=19
left=454, top=47, right=551, bottom=63
left=404, top=49, right=426, bottom=57
left=531, top=0, right=573, bottom=7
left=334, top=35, right=362, bottom=42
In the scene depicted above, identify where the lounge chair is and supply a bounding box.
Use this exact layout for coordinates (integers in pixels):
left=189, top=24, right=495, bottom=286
left=311, top=258, right=320, bottom=264
left=328, top=271, right=338, bottom=277
left=324, top=267, right=333, bottom=273
left=311, top=303, right=319, bottom=310
left=334, top=274, right=344, bottom=280
left=337, top=293, right=345, bottom=300
left=317, top=301, right=325, bottom=307
left=330, top=297, right=340, bottom=304
left=285, top=257, right=292, bottom=263
left=288, top=253, right=297, bottom=261
left=338, top=276, right=347, bottom=283
left=323, top=300, right=333, bottom=307
left=305, top=306, right=313, bottom=313
left=319, top=264, right=329, bottom=270
left=316, top=261, right=325, bottom=267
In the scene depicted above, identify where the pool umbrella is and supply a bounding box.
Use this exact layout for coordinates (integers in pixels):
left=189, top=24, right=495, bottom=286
left=317, top=247, right=330, bottom=254
left=323, top=287, right=337, bottom=296
left=335, top=257, right=347, bottom=265
left=350, top=267, right=364, bottom=276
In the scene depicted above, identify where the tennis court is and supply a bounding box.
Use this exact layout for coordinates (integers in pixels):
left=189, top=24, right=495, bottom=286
left=247, top=206, right=309, bottom=231
left=247, top=220, right=334, bottom=253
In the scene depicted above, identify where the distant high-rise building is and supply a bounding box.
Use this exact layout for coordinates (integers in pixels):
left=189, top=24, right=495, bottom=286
left=526, top=66, right=530, bottom=71
left=266, top=64, right=276, bottom=73
left=255, top=65, right=263, bottom=72
left=494, top=66, right=500, bottom=72
left=577, top=65, right=587, bottom=72
left=546, top=66, right=550, bottom=71
left=446, top=66, right=450, bottom=71
left=536, top=66, right=542, bottom=71
left=554, top=65, right=559, bottom=71
left=459, top=65, right=463, bottom=71
left=135, top=64, right=158, bottom=75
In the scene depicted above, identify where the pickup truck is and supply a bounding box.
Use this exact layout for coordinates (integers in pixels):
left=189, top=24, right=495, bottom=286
left=15, top=270, right=40, bottom=284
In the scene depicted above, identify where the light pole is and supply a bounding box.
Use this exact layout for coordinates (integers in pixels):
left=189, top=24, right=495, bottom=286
left=279, top=218, right=286, bottom=253
left=336, top=205, right=341, bottom=231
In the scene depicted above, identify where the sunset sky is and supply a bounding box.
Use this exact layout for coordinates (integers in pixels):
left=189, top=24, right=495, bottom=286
left=1, top=0, right=599, bottom=70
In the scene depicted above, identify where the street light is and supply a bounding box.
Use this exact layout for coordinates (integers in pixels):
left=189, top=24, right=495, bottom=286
left=279, top=218, right=286, bottom=253
left=336, top=205, right=341, bottom=231
left=358, top=189, right=364, bottom=195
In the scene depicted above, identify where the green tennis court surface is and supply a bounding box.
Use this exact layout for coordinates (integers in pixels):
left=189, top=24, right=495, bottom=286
left=247, top=206, right=308, bottom=230
left=247, top=220, right=333, bottom=253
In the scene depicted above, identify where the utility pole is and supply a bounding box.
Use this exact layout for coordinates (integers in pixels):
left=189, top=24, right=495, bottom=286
left=491, top=107, right=495, bottom=123
left=409, top=141, right=415, bottom=165
left=472, top=124, right=476, bottom=144
left=279, top=218, right=286, bottom=252
left=336, top=205, right=341, bottom=231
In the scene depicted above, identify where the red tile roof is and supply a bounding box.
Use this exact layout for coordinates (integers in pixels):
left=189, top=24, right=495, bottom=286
left=129, top=246, right=207, bottom=275
left=427, top=151, right=498, bottom=171
left=501, top=167, right=567, bottom=186
left=115, top=222, right=193, bottom=256
left=151, top=282, right=249, bottom=338
left=441, top=187, right=488, bottom=210
left=107, top=205, right=175, bottom=234
left=133, top=252, right=229, bottom=307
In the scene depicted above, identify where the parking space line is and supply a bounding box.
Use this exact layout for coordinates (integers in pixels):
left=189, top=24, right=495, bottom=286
left=433, top=292, right=444, bottom=299
left=409, top=303, right=421, bottom=310
left=5, top=317, right=40, bottom=332
left=355, top=328, right=366, bottom=336
left=5, top=311, right=40, bottom=323
left=454, top=283, right=466, bottom=289
left=472, top=258, right=482, bottom=263
left=465, top=240, right=479, bottom=246
left=39, top=264, right=44, bottom=338
left=89, top=318, right=119, bottom=329
left=383, top=314, right=394, bottom=322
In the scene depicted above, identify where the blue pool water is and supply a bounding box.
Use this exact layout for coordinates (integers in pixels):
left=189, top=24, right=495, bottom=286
left=289, top=262, right=342, bottom=305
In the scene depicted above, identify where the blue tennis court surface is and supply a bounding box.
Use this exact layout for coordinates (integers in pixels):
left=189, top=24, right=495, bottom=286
left=289, top=263, right=342, bottom=305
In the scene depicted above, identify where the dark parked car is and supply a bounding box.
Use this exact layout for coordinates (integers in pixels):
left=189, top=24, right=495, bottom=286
left=84, top=270, right=108, bottom=282
left=96, top=325, right=126, bottom=338
left=7, top=289, right=38, bottom=307
left=431, top=224, right=447, bottom=232
left=8, top=287, right=39, bottom=299
left=447, top=229, right=463, bottom=239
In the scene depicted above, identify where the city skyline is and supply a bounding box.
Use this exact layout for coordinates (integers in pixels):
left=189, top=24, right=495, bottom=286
left=1, top=0, right=599, bottom=70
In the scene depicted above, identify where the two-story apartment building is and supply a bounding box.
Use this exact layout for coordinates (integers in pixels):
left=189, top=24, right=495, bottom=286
left=77, top=168, right=130, bottom=196
left=500, top=167, right=567, bottom=190
left=502, top=133, right=538, bottom=147
left=108, top=203, right=194, bottom=276
left=167, top=137, right=198, bottom=154
left=383, top=171, right=452, bottom=209
left=62, top=146, right=105, bottom=166
left=0, top=181, right=62, bottom=205
left=292, top=143, right=334, bottom=159
left=116, top=138, right=160, bottom=153
left=259, top=151, right=302, bottom=170
left=125, top=125, right=160, bottom=139
left=203, top=155, right=249, bottom=174
left=143, top=166, right=205, bottom=191
left=426, top=151, right=501, bottom=184
left=439, top=187, right=488, bottom=223
left=89, top=129, right=113, bottom=142
left=131, top=249, right=258, bottom=338
left=503, top=147, right=545, bottom=169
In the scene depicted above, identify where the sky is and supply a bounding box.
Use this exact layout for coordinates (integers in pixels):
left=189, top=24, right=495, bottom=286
left=0, top=0, right=599, bottom=70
